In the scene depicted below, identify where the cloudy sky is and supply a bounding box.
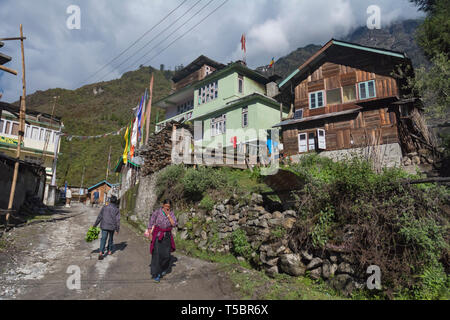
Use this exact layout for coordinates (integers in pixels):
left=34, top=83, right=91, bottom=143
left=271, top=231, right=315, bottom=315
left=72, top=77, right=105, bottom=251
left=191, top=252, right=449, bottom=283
left=0, top=0, right=423, bottom=102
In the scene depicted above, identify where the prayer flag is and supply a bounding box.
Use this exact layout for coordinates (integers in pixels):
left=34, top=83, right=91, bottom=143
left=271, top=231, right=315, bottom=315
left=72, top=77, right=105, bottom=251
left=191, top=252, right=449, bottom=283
left=269, top=57, right=274, bottom=68
left=240, top=34, right=246, bottom=53
left=123, top=125, right=129, bottom=164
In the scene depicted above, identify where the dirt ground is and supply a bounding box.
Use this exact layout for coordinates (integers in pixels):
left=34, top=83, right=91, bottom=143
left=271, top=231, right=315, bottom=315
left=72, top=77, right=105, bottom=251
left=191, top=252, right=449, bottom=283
left=0, top=203, right=237, bottom=300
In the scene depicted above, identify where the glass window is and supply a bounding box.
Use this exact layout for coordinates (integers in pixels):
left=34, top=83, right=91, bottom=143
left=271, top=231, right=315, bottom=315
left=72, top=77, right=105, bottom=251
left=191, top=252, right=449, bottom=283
left=242, top=106, right=248, bottom=127
left=5, top=121, right=11, bottom=135
left=32, top=127, right=39, bottom=140
left=326, top=88, right=342, bottom=105
left=238, top=75, right=244, bottom=93
left=0, top=120, right=3, bottom=133
left=309, top=91, right=325, bottom=109
left=11, top=122, right=19, bottom=136
left=359, top=80, right=376, bottom=100
left=308, top=132, right=316, bottom=151
left=342, top=85, right=357, bottom=102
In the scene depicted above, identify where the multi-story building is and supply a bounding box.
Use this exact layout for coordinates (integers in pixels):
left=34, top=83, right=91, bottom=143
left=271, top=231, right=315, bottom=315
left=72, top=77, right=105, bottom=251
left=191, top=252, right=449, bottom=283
left=154, top=55, right=288, bottom=160
left=274, top=39, right=425, bottom=167
left=0, top=101, right=63, bottom=202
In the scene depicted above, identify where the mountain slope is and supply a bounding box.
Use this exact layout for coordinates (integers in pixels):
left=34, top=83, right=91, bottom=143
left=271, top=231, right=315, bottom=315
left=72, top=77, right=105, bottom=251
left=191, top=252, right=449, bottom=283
left=257, top=19, right=428, bottom=79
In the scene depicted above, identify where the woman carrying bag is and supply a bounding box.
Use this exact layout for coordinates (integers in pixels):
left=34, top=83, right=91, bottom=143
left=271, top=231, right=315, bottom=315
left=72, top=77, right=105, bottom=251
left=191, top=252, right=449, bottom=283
left=146, top=199, right=177, bottom=282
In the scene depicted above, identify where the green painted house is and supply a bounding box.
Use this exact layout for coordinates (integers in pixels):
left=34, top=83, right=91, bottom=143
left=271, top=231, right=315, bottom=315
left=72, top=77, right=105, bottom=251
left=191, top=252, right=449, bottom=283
left=154, top=56, right=288, bottom=155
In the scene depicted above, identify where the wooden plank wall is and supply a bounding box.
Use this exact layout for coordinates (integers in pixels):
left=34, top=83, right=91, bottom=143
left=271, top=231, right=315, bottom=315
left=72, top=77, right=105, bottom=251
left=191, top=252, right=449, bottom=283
left=174, top=64, right=217, bottom=91
left=294, top=62, right=398, bottom=117
left=282, top=108, right=399, bottom=156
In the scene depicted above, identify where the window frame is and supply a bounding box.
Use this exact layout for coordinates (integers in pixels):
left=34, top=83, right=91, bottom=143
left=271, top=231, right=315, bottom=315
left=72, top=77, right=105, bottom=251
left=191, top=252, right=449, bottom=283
left=326, top=87, right=342, bottom=106
left=238, top=75, right=244, bottom=94
left=309, top=90, right=325, bottom=109
left=242, top=106, right=248, bottom=127
left=358, top=80, right=376, bottom=100
left=342, top=84, right=357, bottom=103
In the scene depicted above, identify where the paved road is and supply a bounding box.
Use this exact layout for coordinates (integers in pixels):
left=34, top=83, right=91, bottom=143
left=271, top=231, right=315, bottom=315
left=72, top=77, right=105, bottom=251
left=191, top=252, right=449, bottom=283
left=0, top=203, right=237, bottom=300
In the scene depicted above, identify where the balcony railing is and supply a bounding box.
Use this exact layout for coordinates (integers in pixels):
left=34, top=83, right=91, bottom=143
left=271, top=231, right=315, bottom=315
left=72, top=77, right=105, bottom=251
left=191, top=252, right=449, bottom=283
left=155, top=111, right=193, bottom=133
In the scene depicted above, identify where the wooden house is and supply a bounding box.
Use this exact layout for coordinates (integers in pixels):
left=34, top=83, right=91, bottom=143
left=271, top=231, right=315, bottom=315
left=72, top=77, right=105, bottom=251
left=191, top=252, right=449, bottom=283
left=274, top=39, right=429, bottom=167
left=87, top=180, right=113, bottom=205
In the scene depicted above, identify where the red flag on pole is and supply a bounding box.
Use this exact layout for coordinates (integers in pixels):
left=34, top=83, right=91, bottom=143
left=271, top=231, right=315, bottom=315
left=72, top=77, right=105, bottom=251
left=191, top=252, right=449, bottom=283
left=240, top=34, right=246, bottom=53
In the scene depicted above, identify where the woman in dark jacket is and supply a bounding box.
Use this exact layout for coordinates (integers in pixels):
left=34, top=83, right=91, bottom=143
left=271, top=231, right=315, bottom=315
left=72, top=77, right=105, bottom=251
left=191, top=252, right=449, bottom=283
left=147, top=199, right=177, bottom=282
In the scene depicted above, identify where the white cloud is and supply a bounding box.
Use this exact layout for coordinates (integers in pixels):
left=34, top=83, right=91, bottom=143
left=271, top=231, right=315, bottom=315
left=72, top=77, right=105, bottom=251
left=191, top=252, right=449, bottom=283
left=0, top=0, right=424, bottom=102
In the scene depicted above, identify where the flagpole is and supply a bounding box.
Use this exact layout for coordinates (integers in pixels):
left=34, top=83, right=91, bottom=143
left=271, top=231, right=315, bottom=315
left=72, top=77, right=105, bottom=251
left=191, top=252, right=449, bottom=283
left=145, top=73, right=154, bottom=145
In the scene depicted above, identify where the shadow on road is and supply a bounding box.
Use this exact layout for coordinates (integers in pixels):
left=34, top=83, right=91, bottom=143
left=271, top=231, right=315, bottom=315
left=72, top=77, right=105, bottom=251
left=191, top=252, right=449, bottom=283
left=90, top=242, right=128, bottom=255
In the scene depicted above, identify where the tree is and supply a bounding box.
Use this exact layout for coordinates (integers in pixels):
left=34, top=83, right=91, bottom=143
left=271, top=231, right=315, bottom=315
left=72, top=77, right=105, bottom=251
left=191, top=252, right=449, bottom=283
left=409, top=0, right=438, bottom=12
left=413, top=0, right=450, bottom=59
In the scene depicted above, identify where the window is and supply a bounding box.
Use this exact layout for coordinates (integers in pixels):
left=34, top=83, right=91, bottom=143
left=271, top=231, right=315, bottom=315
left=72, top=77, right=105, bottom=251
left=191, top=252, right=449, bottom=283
left=31, top=127, right=39, bottom=140
left=176, top=100, right=194, bottom=115
left=198, top=80, right=218, bottom=105
left=25, top=125, right=30, bottom=138
left=0, top=120, right=3, bottom=133
left=342, top=85, right=357, bottom=103
left=309, top=91, right=324, bottom=109
left=317, top=129, right=326, bottom=150
left=359, top=80, right=376, bottom=100
left=308, top=132, right=316, bottom=151
left=11, top=122, right=19, bottom=136
left=298, top=133, right=307, bottom=153
left=5, top=121, right=11, bottom=135
left=39, top=128, right=45, bottom=141
left=294, top=109, right=303, bottom=119
left=238, top=75, right=244, bottom=93
left=326, top=88, right=342, bottom=105
left=242, top=107, right=248, bottom=127
left=211, top=114, right=226, bottom=136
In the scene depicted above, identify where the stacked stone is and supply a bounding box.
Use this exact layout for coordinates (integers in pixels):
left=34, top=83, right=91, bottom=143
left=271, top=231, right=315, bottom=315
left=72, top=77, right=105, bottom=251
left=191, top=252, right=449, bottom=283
left=402, top=149, right=435, bottom=166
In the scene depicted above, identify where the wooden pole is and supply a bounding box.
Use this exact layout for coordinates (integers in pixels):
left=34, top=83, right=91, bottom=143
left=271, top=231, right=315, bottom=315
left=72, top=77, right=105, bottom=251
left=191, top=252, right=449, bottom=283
left=280, top=103, right=283, bottom=121
left=106, top=144, right=112, bottom=180
left=145, top=73, right=154, bottom=145
left=0, top=64, right=18, bottom=75
left=80, top=165, right=85, bottom=202
left=6, top=25, right=26, bottom=226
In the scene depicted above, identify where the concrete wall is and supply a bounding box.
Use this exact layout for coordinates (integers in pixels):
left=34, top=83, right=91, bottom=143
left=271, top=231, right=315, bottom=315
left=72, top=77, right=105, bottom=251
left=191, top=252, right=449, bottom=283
left=0, top=159, right=45, bottom=210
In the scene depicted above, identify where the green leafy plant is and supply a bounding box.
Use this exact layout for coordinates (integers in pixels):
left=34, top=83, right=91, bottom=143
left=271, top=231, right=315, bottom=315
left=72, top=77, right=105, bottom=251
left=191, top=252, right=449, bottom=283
left=85, top=227, right=101, bottom=242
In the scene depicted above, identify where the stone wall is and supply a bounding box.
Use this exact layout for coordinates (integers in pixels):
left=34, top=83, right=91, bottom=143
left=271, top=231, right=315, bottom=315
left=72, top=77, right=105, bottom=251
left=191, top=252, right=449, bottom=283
left=175, top=192, right=365, bottom=296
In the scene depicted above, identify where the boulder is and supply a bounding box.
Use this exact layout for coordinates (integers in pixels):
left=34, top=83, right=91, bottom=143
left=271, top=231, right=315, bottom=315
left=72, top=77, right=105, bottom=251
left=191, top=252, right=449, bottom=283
left=177, top=212, right=189, bottom=229
left=412, top=156, right=421, bottom=165
left=321, top=260, right=332, bottom=279
left=266, top=257, right=279, bottom=266
left=251, top=193, right=263, bottom=205
left=329, top=255, right=338, bottom=263
left=200, top=230, right=207, bottom=241
left=272, top=211, right=283, bottom=219
left=180, top=230, right=189, bottom=240
left=329, top=274, right=353, bottom=292
left=301, top=250, right=313, bottom=261
left=306, top=257, right=323, bottom=270
left=258, top=220, right=269, bottom=228
left=269, top=218, right=282, bottom=226
left=282, top=217, right=297, bottom=230
left=266, top=266, right=279, bottom=277
left=337, top=262, right=355, bottom=275
left=238, top=217, right=247, bottom=224
left=309, top=267, right=322, bottom=280
left=216, top=204, right=225, bottom=212
left=403, top=157, right=412, bottom=166
left=283, top=210, right=297, bottom=218
left=279, top=254, right=306, bottom=276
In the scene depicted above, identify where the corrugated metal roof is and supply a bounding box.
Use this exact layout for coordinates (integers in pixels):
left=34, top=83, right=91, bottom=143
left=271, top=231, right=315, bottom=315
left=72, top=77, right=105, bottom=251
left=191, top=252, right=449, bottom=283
left=273, top=107, right=361, bottom=127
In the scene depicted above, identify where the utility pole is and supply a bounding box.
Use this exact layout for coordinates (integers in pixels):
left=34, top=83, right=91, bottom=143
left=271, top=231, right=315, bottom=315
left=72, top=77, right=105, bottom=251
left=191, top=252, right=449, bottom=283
left=106, top=144, right=112, bottom=180
left=6, top=25, right=26, bottom=226
left=145, top=73, right=154, bottom=145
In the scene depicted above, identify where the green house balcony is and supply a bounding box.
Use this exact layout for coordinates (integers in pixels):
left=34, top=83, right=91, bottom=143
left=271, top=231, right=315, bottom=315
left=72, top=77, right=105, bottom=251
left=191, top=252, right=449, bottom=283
left=155, top=110, right=193, bottom=133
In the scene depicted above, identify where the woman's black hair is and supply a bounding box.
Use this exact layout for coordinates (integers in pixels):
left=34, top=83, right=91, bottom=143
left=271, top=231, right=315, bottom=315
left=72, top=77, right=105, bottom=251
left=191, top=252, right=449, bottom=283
left=162, top=199, right=172, bottom=206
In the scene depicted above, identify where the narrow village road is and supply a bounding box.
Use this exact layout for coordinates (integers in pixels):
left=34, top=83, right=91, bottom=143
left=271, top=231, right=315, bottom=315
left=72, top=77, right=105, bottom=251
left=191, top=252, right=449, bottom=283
left=0, top=203, right=237, bottom=300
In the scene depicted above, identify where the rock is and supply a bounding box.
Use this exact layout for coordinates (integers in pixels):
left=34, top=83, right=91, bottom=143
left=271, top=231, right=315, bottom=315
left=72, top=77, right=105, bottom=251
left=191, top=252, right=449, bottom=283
left=412, top=156, right=421, bottom=165
left=403, top=157, right=412, bottom=166
left=329, top=255, right=338, bottom=263
left=279, top=254, right=306, bottom=276
left=340, top=254, right=356, bottom=264
left=266, top=266, right=279, bottom=276
left=224, top=245, right=230, bottom=251
left=408, top=152, right=418, bottom=157
left=329, top=274, right=353, bottom=292
left=200, top=230, right=207, bottom=241
left=177, top=212, right=189, bottom=229
left=426, top=157, right=434, bottom=164
left=266, top=257, right=279, bottom=266
left=216, top=204, right=225, bottom=212
left=321, top=260, right=332, bottom=279
left=211, top=209, right=219, bottom=216
left=251, top=193, right=263, bottom=205
left=282, top=217, right=296, bottom=230
left=276, top=246, right=286, bottom=255
left=301, top=250, right=313, bottom=261
left=238, top=217, right=247, bottom=224
left=223, top=199, right=230, bottom=205
left=331, top=263, right=338, bottom=276
left=309, top=267, right=322, bottom=280
left=261, top=213, right=272, bottom=220
left=337, top=262, right=355, bottom=275
left=228, top=214, right=239, bottom=221
left=237, top=256, right=245, bottom=262
left=130, top=215, right=138, bottom=222
left=272, top=211, right=283, bottom=219
left=283, top=210, right=297, bottom=218
left=258, top=220, right=268, bottom=228
left=223, top=226, right=232, bottom=232
left=306, top=257, right=323, bottom=270
left=232, top=224, right=240, bottom=231
left=269, top=218, right=282, bottom=226
left=418, top=148, right=430, bottom=156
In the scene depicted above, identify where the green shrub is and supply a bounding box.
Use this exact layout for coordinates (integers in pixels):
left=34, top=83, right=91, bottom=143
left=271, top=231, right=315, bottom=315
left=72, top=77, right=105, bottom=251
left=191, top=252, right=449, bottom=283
left=181, top=166, right=227, bottom=200
left=231, top=229, right=253, bottom=260
left=199, top=194, right=215, bottom=212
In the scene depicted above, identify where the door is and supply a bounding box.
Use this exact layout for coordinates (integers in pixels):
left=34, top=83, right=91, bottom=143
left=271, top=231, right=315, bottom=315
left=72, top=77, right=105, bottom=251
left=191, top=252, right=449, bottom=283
left=308, top=132, right=316, bottom=151
left=317, top=129, right=326, bottom=150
